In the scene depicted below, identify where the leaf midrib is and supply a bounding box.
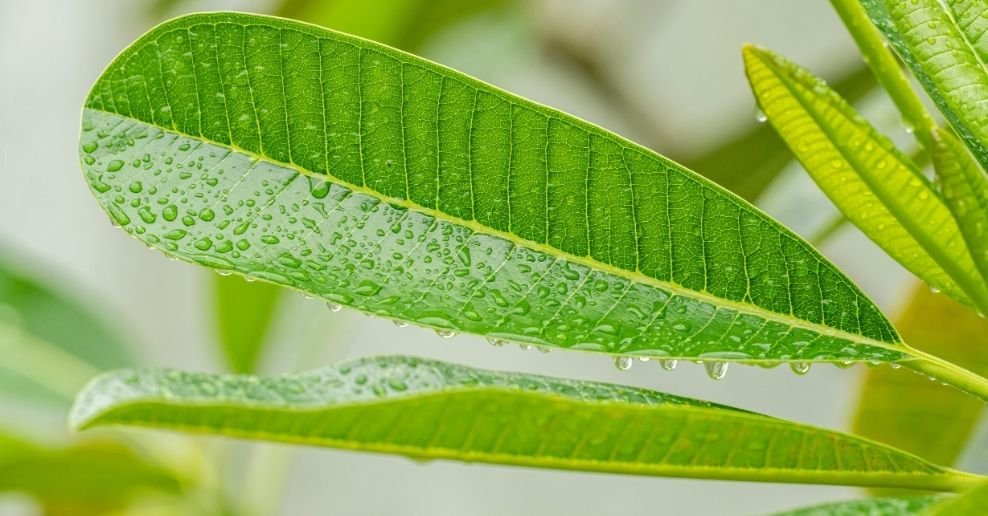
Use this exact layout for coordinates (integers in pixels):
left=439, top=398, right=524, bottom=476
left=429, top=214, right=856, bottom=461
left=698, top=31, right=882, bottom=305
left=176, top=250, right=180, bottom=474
left=86, top=107, right=908, bottom=359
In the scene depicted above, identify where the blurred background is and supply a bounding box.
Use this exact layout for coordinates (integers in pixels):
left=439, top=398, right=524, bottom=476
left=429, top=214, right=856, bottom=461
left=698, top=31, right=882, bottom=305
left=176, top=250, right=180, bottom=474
left=2, top=0, right=983, bottom=514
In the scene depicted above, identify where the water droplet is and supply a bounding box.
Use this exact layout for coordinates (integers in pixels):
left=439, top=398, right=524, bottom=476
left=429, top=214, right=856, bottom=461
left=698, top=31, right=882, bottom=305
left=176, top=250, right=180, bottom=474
left=638, top=357, right=649, bottom=362
left=536, top=346, right=550, bottom=353
left=487, top=337, right=506, bottom=347
left=435, top=329, right=458, bottom=339
left=614, top=356, right=633, bottom=371
left=659, top=359, right=678, bottom=371
left=519, top=344, right=533, bottom=351
left=890, top=363, right=901, bottom=369
left=393, top=320, right=409, bottom=328
left=790, top=362, right=811, bottom=375
left=704, top=361, right=729, bottom=380
left=326, top=302, right=342, bottom=312
left=929, top=286, right=941, bottom=294
left=755, top=109, right=767, bottom=123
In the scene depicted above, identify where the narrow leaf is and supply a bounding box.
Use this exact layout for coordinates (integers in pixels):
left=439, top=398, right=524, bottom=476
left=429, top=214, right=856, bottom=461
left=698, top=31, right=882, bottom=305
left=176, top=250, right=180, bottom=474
left=70, top=355, right=983, bottom=491
left=927, top=479, right=988, bottom=515
left=78, top=12, right=915, bottom=367
left=853, top=285, right=988, bottom=479
left=772, top=495, right=946, bottom=516
left=743, top=45, right=988, bottom=311
left=213, top=274, right=283, bottom=373
left=860, top=0, right=988, bottom=171
left=931, top=127, right=988, bottom=295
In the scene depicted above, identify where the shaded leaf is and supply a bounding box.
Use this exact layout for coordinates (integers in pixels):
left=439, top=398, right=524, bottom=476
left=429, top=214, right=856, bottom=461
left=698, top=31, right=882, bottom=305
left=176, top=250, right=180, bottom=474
left=860, top=0, right=988, bottom=171
left=71, top=355, right=983, bottom=491
left=772, top=495, right=945, bottom=516
left=743, top=45, right=988, bottom=311
left=78, top=12, right=917, bottom=368
left=213, top=274, right=283, bottom=374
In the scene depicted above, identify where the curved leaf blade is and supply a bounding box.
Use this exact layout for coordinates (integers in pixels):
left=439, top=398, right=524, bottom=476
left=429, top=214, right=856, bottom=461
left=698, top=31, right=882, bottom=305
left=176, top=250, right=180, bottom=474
left=743, top=45, right=988, bottom=310
left=79, top=12, right=908, bottom=366
left=772, top=495, right=946, bottom=516
left=70, top=355, right=982, bottom=491
left=860, top=0, right=988, bottom=171
left=928, top=479, right=988, bottom=515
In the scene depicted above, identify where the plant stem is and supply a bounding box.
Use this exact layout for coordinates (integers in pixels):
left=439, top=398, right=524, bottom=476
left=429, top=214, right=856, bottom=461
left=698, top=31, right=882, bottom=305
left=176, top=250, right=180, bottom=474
left=903, top=346, right=988, bottom=402
left=830, top=0, right=938, bottom=152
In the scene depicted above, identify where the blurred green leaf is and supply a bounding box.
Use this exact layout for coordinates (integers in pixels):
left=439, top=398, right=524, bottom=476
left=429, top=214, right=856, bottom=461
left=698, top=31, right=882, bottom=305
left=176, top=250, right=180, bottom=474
left=927, top=479, right=988, bottom=515
left=853, top=284, right=988, bottom=490
left=743, top=45, right=988, bottom=311
left=0, top=431, right=184, bottom=514
left=71, top=355, right=985, bottom=491
left=278, top=0, right=506, bottom=52
left=771, top=495, right=945, bottom=515
left=213, top=275, right=283, bottom=374
left=684, top=65, right=876, bottom=202
left=860, top=0, right=988, bottom=171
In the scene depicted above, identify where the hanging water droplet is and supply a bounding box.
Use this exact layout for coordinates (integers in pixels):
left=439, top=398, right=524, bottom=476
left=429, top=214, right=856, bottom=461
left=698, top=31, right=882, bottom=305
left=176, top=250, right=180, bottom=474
left=614, top=356, right=633, bottom=371
left=519, top=343, right=533, bottom=351
left=790, top=362, right=811, bottom=375
left=836, top=361, right=854, bottom=369
left=704, top=361, right=729, bottom=380
left=435, top=329, right=458, bottom=339
left=215, top=269, right=232, bottom=276
left=638, top=357, right=650, bottom=362
left=659, top=359, right=679, bottom=371
left=930, top=286, right=941, bottom=294
left=487, top=337, right=506, bottom=347
left=393, top=320, right=409, bottom=328
left=890, top=363, right=901, bottom=369
left=755, top=109, right=768, bottom=123
left=326, top=302, right=342, bottom=312
left=536, top=346, right=550, bottom=353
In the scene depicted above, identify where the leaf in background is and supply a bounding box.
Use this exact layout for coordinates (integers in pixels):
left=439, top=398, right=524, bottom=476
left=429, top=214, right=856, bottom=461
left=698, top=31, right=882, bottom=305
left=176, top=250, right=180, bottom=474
left=860, top=0, right=988, bottom=171
left=0, top=431, right=184, bottom=514
left=927, top=478, right=988, bottom=515
left=771, top=495, right=946, bottom=516
left=71, top=355, right=984, bottom=491
left=214, top=275, right=283, bottom=374
left=278, top=0, right=506, bottom=52
left=78, top=12, right=922, bottom=369
left=931, top=126, right=988, bottom=295
left=683, top=64, right=877, bottom=202
left=0, top=253, right=134, bottom=404
left=853, top=284, right=988, bottom=483
left=743, top=45, right=988, bottom=312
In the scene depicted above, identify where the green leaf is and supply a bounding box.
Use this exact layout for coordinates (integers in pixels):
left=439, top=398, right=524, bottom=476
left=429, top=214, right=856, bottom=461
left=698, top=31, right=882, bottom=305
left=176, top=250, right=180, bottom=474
left=0, top=431, right=183, bottom=513
left=743, top=45, right=988, bottom=312
left=213, top=274, right=283, bottom=373
left=0, top=252, right=133, bottom=404
left=78, top=12, right=919, bottom=369
left=853, top=285, right=988, bottom=483
left=860, top=0, right=988, bottom=171
left=772, top=495, right=946, bottom=516
left=683, top=64, right=877, bottom=202
left=927, top=479, right=988, bottom=515
left=70, top=355, right=984, bottom=491
left=931, top=126, right=988, bottom=295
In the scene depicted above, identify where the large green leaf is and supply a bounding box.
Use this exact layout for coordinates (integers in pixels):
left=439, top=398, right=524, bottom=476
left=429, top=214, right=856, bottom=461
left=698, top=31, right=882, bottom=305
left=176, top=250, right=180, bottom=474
left=78, top=12, right=923, bottom=371
left=0, top=253, right=134, bottom=404
left=0, top=431, right=184, bottom=514
left=213, top=274, right=283, bottom=374
left=860, top=0, right=988, bottom=171
left=927, top=479, right=988, bottom=515
left=70, top=355, right=984, bottom=491
left=853, top=285, right=988, bottom=486
left=772, top=495, right=946, bottom=516
left=743, top=45, right=988, bottom=312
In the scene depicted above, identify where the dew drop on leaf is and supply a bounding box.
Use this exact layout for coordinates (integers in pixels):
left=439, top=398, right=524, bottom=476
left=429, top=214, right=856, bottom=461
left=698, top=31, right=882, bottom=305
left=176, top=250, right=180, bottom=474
left=704, top=361, right=729, bottom=380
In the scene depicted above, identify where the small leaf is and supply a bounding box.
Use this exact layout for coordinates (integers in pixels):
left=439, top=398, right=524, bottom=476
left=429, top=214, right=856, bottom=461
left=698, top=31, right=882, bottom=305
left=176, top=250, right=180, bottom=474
left=743, top=44, right=988, bottom=310
left=79, top=12, right=917, bottom=367
left=213, top=274, right=283, bottom=373
left=853, top=284, right=988, bottom=484
left=927, top=478, right=988, bottom=515
left=860, top=0, right=988, bottom=171
left=771, top=495, right=946, bottom=516
left=70, top=355, right=984, bottom=491
left=931, top=126, right=988, bottom=294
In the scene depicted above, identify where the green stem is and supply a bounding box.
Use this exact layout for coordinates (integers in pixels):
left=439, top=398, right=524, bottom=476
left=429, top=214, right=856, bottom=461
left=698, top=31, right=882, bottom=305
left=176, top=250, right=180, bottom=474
left=904, top=346, right=988, bottom=402
left=830, top=0, right=938, bottom=152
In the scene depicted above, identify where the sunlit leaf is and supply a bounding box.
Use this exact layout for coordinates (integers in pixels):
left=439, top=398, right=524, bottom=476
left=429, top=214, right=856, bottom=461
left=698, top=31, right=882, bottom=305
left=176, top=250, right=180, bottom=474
left=213, top=275, right=283, bottom=374
left=75, top=12, right=930, bottom=370
left=771, top=495, right=945, bottom=516
left=743, top=45, right=988, bottom=311
left=71, top=355, right=985, bottom=490
left=853, top=284, right=988, bottom=484
left=860, top=0, right=988, bottom=171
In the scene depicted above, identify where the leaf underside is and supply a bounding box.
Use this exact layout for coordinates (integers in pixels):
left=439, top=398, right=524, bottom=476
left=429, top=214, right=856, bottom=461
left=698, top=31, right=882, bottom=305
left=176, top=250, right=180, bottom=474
left=771, top=495, right=946, bottom=516
left=80, top=12, right=906, bottom=365
left=70, top=355, right=976, bottom=490
left=927, top=478, right=988, bottom=515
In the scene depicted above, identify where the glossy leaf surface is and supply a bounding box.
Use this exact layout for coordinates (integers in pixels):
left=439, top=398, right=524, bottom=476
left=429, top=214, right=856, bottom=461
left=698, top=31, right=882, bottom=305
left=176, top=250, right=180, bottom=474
left=71, top=355, right=982, bottom=491
left=78, top=12, right=913, bottom=366
left=772, top=495, right=945, bottom=516
left=860, top=0, right=988, bottom=171
left=743, top=45, right=988, bottom=310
